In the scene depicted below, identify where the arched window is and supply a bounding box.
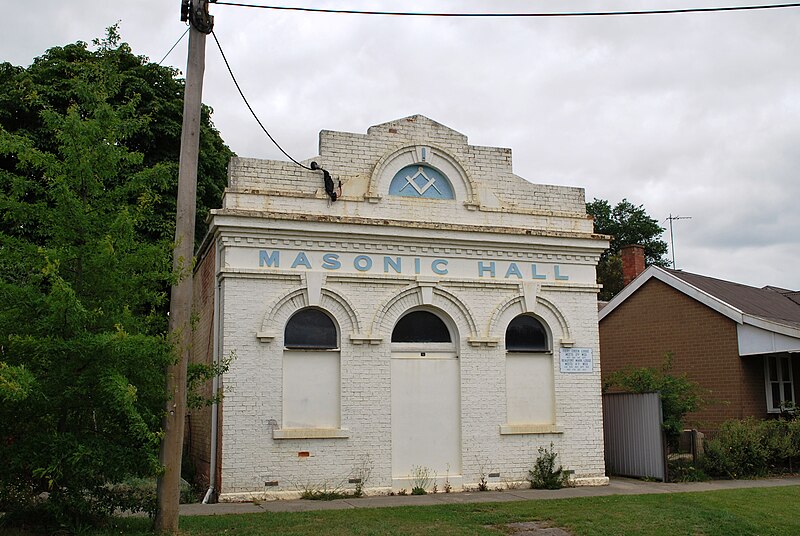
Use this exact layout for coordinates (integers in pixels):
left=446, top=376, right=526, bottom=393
left=392, top=310, right=451, bottom=343
left=388, top=164, right=455, bottom=200
left=503, top=314, right=554, bottom=429
left=505, top=315, right=548, bottom=352
left=284, top=308, right=338, bottom=349
left=282, top=308, right=340, bottom=432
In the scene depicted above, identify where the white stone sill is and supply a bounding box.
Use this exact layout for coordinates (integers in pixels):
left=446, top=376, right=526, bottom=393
left=272, top=428, right=350, bottom=440
left=499, top=424, right=562, bottom=435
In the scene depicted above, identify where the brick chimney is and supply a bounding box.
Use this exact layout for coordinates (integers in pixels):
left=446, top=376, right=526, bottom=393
left=620, top=244, right=646, bottom=286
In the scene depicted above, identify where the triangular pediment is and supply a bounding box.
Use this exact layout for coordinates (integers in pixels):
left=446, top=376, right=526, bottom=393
left=366, top=115, right=468, bottom=143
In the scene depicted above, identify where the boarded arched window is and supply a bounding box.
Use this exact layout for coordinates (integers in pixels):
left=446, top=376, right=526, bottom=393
left=505, top=315, right=548, bottom=352
left=284, top=308, right=338, bottom=349
left=392, top=310, right=451, bottom=343
left=282, top=308, right=340, bottom=431
left=504, top=314, right=554, bottom=428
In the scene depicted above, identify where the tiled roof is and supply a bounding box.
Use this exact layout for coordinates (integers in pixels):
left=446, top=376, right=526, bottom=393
left=665, top=269, right=800, bottom=328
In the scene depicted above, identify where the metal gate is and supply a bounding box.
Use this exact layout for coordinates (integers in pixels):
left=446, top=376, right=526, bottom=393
left=602, top=392, right=667, bottom=481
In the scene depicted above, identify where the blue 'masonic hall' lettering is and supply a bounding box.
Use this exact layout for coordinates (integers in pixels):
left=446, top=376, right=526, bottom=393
left=291, top=252, right=312, bottom=269
left=384, top=256, right=402, bottom=273
left=354, top=255, right=373, bottom=271
left=256, top=250, right=568, bottom=281
left=431, top=259, right=448, bottom=275
left=259, top=250, right=280, bottom=267
left=478, top=261, right=496, bottom=278
left=505, top=263, right=523, bottom=279
left=322, top=253, right=341, bottom=270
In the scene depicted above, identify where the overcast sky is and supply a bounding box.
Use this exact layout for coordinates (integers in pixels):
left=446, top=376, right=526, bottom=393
left=4, top=1, right=799, bottom=290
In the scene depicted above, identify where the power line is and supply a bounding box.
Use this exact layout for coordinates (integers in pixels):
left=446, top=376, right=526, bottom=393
left=210, top=30, right=312, bottom=170
left=214, top=2, right=800, bottom=18
left=158, top=27, right=190, bottom=65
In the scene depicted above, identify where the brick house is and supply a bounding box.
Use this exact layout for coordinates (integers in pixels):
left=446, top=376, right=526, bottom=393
left=599, top=245, right=800, bottom=434
left=188, top=115, right=610, bottom=501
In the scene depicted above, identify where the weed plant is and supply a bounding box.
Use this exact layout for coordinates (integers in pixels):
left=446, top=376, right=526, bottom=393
left=528, top=443, right=570, bottom=490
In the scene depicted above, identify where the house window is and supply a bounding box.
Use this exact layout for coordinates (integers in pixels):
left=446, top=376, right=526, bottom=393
left=504, top=315, right=554, bottom=426
left=282, top=308, right=340, bottom=429
left=765, top=354, right=795, bottom=413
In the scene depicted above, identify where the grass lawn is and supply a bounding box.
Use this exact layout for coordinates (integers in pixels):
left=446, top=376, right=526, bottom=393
left=11, top=486, right=800, bottom=535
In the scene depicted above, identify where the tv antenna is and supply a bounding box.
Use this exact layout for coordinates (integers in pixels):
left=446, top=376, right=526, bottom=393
left=664, top=214, right=692, bottom=269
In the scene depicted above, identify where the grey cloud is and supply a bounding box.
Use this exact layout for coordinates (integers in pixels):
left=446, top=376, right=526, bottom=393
left=6, top=0, right=800, bottom=290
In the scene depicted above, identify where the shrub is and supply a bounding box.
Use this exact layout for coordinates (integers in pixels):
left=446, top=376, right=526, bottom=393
left=702, top=418, right=770, bottom=478
left=702, top=417, right=800, bottom=478
left=0, top=477, right=193, bottom=531
left=668, top=458, right=709, bottom=482
left=761, top=419, right=800, bottom=473
left=528, top=443, right=570, bottom=490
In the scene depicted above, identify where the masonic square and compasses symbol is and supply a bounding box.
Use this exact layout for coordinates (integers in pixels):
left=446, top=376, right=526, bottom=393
left=399, top=166, right=443, bottom=196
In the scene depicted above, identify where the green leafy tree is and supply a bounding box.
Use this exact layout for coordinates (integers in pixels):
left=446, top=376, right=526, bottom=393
left=0, top=28, right=231, bottom=527
left=587, top=198, right=669, bottom=300
left=0, top=362, right=35, bottom=402
left=0, top=26, right=232, bottom=248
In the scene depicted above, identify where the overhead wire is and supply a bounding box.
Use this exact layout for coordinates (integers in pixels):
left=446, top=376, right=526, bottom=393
left=211, top=30, right=313, bottom=170
left=158, top=26, right=190, bottom=65
left=213, top=2, right=800, bottom=17
left=209, top=1, right=800, bottom=170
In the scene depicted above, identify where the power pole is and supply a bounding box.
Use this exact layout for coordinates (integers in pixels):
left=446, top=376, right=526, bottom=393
left=154, top=1, right=213, bottom=533
left=665, top=214, right=691, bottom=269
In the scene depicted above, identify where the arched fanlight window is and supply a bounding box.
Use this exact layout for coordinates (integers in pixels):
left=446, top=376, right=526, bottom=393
left=284, top=308, right=338, bottom=349
left=505, top=315, right=548, bottom=352
left=391, top=310, right=451, bottom=343
left=388, top=164, right=455, bottom=200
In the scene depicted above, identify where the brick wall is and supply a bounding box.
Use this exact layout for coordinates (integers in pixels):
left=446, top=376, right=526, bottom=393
left=600, top=278, right=768, bottom=433
left=222, top=115, right=593, bottom=236
left=203, top=115, right=609, bottom=498
left=187, top=243, right=217, bottom=490
left=740, top=356, right=766, bottom=419
left=217, top=271, right=607, bottom=497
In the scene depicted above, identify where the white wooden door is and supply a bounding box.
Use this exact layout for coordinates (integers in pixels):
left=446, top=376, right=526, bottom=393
left=391, top=351, right=461, bottom=483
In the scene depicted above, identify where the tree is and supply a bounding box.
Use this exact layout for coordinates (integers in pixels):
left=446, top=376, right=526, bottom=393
left=587, top=198, right=669, bottom=300
left=0, top=28, right=231, bottom=528
left=0, top=26, right=232, bottom=248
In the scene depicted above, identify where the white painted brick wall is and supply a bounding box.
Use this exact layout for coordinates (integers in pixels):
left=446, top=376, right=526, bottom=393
left=218, top=272, right=607, bottom=497
left=209, top=115, right=608, bottom=499
left=223, top=115, right=593, bottom=234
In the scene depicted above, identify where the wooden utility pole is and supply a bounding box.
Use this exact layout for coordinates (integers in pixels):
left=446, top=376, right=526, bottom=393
left=155, top=1, right=212, bottom=533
